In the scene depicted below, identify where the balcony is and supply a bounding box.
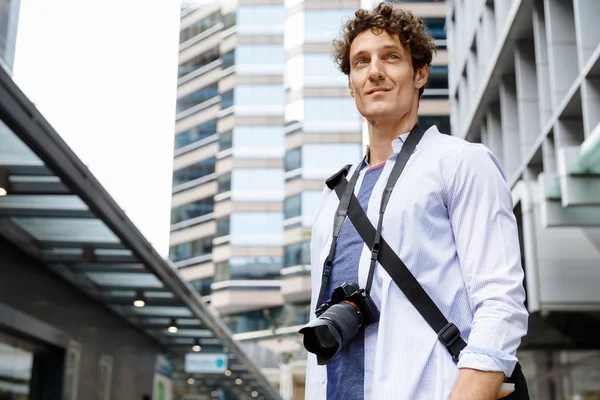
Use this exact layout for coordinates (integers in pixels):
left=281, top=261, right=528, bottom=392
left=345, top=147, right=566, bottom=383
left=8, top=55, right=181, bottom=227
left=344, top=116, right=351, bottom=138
left=210, top=280, right=284, bottom=315
left=281, top=266, right=311, bottom=304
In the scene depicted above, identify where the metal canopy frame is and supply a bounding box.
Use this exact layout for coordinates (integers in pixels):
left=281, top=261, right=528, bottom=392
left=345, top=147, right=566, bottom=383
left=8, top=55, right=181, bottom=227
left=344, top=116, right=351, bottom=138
left=0, top=67, right=281, bottom=400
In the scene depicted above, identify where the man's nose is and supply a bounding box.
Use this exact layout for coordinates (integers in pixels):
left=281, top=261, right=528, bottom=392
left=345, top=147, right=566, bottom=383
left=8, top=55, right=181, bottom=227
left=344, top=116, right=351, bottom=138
left=368, top=58, right=385, bottom=81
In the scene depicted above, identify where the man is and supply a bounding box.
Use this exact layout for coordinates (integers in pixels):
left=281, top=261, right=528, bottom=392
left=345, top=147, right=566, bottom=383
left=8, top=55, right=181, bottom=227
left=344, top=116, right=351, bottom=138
left=304, top=2, right=529, bottom=399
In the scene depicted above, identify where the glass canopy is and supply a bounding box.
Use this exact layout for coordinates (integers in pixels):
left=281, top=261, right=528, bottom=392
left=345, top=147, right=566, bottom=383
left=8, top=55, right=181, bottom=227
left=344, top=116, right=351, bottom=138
left=0, top=66, right=280, bottom=400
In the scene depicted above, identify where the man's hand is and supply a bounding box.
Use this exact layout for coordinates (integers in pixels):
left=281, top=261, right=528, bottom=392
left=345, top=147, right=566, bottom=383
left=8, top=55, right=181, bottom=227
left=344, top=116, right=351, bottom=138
left=448, top=368, right=505, bottom=400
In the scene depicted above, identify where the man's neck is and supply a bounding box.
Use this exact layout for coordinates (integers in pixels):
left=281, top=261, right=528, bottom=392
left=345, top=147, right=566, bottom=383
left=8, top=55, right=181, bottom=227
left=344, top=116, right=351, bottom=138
left=367, top=116, right=417, bottom=166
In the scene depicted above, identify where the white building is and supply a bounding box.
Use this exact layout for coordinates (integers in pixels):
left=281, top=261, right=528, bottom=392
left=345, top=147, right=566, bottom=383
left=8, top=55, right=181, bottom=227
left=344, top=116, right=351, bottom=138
left=447, top=0, right=600, bottom=398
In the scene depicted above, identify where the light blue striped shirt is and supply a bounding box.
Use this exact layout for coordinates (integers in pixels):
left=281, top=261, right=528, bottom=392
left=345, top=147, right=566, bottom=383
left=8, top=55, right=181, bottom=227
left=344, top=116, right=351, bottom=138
left=306, top=125, right=529, bottom=400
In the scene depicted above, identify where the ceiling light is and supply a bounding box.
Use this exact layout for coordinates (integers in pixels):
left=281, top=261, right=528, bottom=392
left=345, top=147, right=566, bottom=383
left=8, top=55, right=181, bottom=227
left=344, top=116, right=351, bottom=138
left=192, top=338, right=201, bottom=352
left=224, top=369, right=232, bottom=376
left=235, top=378, right=242, bottom=385
left=251, top=391, right=258, bottom=398
left=244, top=385, right=251, bottom=391
left=187, top=378, right=195, bottom=385
left=211, top=391, right=219, bottom=397
left=0, top=168, right=9, bottom=197
left=167, top=318, right=178, bottom=333
left=133, top=291, right=146, bottom=308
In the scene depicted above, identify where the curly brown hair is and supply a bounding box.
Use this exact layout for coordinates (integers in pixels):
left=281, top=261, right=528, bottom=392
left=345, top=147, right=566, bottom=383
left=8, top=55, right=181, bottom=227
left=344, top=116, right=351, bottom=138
left=333, top=2, right=437, bottom=97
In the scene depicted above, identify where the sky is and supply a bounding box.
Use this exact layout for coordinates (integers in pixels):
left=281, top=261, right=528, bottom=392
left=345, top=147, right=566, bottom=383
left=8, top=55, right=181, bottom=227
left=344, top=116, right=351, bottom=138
left=12, top=0, right=199, bottom=257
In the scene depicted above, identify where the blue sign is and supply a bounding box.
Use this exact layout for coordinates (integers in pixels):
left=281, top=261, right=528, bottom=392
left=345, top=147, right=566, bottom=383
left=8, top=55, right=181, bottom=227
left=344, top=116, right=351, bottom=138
left=185, top=353, right=228, bottom=373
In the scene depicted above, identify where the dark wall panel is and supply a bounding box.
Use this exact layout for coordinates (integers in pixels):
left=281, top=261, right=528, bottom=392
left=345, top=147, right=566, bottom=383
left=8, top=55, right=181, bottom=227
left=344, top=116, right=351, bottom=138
left=0, top=237, right=159, bottom=400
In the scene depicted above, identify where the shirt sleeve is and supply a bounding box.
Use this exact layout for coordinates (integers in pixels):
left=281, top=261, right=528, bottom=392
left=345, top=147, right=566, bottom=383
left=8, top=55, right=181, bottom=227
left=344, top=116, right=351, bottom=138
left=444, top=143, right=529, bottom=377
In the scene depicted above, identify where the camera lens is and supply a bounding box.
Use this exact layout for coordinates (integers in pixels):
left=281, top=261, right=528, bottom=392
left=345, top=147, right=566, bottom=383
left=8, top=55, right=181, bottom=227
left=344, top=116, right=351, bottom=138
left=315, top=326, right=337, bottom=348
left=299, top=301, right=363, bottom=365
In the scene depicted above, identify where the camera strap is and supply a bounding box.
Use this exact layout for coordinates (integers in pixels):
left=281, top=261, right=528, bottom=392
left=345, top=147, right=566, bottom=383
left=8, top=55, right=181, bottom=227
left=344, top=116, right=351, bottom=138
left=316, top=123, right=426, bottom=309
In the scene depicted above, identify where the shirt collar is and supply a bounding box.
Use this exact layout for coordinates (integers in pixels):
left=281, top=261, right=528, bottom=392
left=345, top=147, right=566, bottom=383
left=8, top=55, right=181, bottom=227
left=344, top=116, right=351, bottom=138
left=364, top=130, right=412, bottom=166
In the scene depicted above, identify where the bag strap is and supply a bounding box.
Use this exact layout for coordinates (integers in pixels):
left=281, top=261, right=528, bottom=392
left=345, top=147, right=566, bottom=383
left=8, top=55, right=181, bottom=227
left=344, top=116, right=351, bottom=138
left=327, top=169, right=466, bottom=362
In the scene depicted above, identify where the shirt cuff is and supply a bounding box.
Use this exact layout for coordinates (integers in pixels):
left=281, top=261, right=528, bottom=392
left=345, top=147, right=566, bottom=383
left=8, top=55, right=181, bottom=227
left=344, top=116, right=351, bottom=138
left=457, top=348, right=518, bottom=377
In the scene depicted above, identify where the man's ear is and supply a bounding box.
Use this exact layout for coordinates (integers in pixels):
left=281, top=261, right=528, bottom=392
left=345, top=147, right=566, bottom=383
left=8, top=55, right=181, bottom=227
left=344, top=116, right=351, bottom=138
left=348, top=76, right=354, bottom=98
left=414, top=65, right=429, bottom=90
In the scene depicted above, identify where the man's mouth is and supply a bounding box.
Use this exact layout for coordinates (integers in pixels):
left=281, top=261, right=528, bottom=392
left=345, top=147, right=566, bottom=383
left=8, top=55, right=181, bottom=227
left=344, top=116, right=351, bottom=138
left=366, top=88, right=390, bottom=94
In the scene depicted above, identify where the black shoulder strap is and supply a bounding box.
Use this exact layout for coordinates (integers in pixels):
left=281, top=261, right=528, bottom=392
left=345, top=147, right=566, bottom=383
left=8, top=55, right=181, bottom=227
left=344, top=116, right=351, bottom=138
left=330, top=175, right=467, bottom=362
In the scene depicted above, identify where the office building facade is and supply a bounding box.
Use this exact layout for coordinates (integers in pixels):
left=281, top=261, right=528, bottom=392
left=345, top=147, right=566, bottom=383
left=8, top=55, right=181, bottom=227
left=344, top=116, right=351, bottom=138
left=447, top=0, right=600, bottom=398
left=172, top=1, right=450, bottom=398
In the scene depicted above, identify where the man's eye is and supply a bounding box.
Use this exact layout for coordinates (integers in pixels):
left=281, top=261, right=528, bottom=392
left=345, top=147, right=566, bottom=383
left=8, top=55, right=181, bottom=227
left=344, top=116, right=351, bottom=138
left=389, top=54, right=399, bottom=60
left=355, top=59, right=366, bottom=65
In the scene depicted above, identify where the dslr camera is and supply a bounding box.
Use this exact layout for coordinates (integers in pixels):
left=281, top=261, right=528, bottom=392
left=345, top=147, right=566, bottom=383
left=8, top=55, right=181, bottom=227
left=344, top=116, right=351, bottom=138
left=299, top=282, right=380, bottom=365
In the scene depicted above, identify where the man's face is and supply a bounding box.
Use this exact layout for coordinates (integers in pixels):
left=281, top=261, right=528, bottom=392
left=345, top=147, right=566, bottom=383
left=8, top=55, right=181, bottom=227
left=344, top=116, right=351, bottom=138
left=348, top=29, right=428, bottom=123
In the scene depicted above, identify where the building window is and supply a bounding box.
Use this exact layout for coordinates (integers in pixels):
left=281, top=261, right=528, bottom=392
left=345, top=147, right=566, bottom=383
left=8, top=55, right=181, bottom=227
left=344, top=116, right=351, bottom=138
left=285, top=148, right=302, bottom=172
left=189, top=278, right=214, bottom=296
left=217, top=172, right=231, bottom=193
left=286, top=53, right=347, bottom=90
left=285, top=97, right=362, bottom=132
left=228, top=212, right=284, bottom=245
left=235, top=44, right=285, bottom=75
left=284, top=194, right=301, bottom=219
left=178, top=46, right=220, bottom=78
left=222, top=50, right=235, bottom=69
left=285, top=10, right=355, bottom=49
left=220, top=169, right=284, bottom=201
left=216, top=216, right=230, bottom=238
left=419, top=116, right=451, bottom=135
left=282, top=302, right=311, bottom=326
left=426, top=66, right=449, bottom=89
left=220, top=126, right=284, bottom=158
left=423, top=18, right=446, bottom=40
left=237, top=5, right=285, bottom=36
left=219, top=130, right=233, bottom=151
left=423, top=65, right=449, bottom=99
left=176, top=83, right=218, bottom=113
left=174, top=120, right=217, bottom=150
left=215, top=257, right=283, bottom=282
left=170, top=197, right=214, bottom=225
left=216, top=213, right=284, bottom=244
left=284, top=241, right=310, bottom=267
left=287, top=143, right=361, bottom=179
left=221, top=89, right=234, bottom=109
left=169, top=236, right=213, bottom=262
left=221, top=307, right=284, bottom=334
left=222, top=11, right=236, bottom=30
left=0, top=330, right=36, bottom=399
left=234, top=126, right=284, bottom=147
left=234, top=85, right=284, bottom=107
left=284, top=191, right=321, bottom=220
left=172, top=158, right=215, bottom=187
left=180, top=11, right=221, bottom=43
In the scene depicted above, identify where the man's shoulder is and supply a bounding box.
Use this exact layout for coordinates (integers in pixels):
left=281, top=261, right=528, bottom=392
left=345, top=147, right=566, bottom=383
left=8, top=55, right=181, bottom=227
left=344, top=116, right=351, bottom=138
left=424, top=127, right=501, bottom=178
left=425, top=127, right=472, bottom=154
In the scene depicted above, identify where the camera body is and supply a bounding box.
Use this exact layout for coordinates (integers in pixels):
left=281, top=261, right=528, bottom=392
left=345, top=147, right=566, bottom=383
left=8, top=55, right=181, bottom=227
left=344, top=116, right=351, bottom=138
left=315, top=282, right=380, bottom=326
left=299, top=282, right=380, bottom=365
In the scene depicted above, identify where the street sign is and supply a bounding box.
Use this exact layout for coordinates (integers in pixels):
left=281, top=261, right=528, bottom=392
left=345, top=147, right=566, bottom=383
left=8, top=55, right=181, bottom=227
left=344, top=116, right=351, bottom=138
left=185, top=353, right=228, bottom=373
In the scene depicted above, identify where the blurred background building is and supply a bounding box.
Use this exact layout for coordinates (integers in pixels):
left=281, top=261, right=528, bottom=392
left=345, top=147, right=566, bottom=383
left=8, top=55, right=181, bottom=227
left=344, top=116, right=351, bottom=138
left=447, top=0, right=600, bottom=398
left=170, top=0, right=449, bottom=398
left=0, top=0, right=20, bottom=72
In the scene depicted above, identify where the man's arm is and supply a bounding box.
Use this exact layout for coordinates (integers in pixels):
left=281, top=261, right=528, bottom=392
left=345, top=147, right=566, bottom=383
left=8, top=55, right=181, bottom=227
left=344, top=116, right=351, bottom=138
left=444, top=144, right=529, bottom=396
left=449, top=369, right=505, bottom=400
